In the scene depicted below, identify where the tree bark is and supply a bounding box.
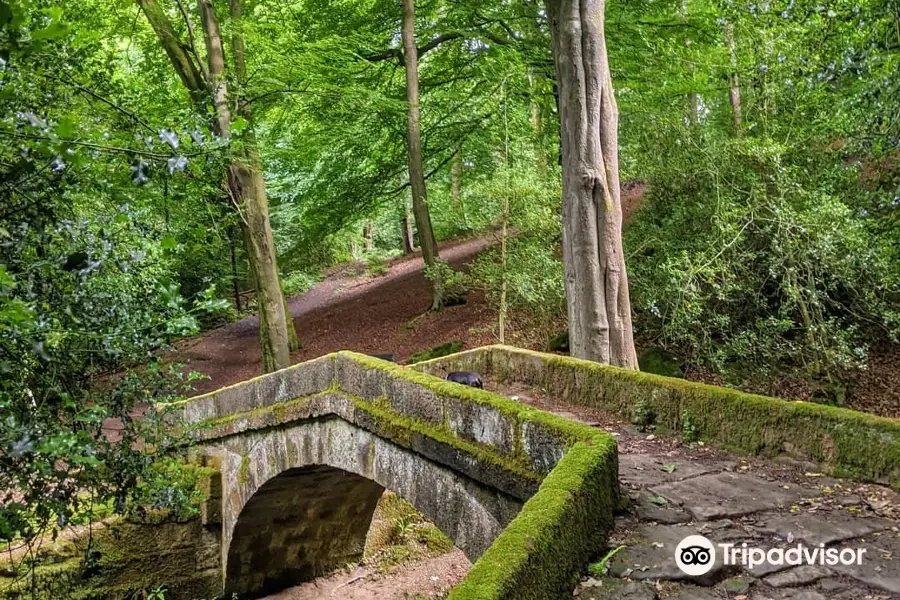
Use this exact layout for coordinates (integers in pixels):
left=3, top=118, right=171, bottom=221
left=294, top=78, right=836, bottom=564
left=230, top=0, right=300, bottom=353
left=201, top=0, right=291, bottom=370
left=363, top=222, right=374, bottom=251
left=724, top=21, right=742, bottom=135
left=228, top=224, right=242, bottom=311
left=450, top=146, right=462, bottom=205
left=547, top=0, right=638, bottom=368
left=401, top=197, right=415, bottom=254
left=136, top=0, right=206, bottom=106
left=401, top=0, right=443, bottom=310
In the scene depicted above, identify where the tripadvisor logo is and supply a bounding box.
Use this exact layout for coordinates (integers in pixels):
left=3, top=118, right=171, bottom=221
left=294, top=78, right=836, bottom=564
left=675, top=535, right=716, bottom=576
left=675, top=534, right=868, bottom=576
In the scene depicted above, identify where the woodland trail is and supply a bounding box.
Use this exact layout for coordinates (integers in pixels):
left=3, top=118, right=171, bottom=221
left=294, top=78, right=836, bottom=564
left=173, top=235, right=496, bottom=396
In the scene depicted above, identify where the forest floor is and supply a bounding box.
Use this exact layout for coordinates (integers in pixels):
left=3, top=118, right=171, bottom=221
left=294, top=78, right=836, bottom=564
left=174, top=235, right=497, bottom=396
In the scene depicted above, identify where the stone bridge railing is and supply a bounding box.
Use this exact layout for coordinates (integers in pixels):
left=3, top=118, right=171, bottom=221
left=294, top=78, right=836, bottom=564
left=413, top=345, right=900, bottom=489
left=6, top=350, right=618, bottom=600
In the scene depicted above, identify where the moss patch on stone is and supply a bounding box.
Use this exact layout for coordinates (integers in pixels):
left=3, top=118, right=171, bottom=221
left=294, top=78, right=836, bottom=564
left=447, top=441, right=618, bottom=600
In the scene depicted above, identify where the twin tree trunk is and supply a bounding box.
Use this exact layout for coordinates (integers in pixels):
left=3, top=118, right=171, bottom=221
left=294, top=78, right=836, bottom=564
left=138, top=0, right=296, bottom=373
left=547, top=0, right=638, bottom=368
left=402, top=0, right=443, bottom=311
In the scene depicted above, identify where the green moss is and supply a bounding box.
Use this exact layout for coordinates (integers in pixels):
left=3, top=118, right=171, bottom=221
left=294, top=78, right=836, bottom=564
left=348, top=393, right=541, bottom=483
left=407, top=340, right=464, bottom=365
left=448, top=441, right=618, bottom=600
left=238, top=454, right=250, bottom=486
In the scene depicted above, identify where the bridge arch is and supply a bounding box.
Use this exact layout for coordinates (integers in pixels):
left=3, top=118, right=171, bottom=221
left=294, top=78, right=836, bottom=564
left=210, top=416, right=523, bottom=598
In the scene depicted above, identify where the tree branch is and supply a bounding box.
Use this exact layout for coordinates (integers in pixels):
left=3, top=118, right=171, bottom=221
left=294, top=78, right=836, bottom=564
left=364, top=32, right=464, bottom=65
left=174, top=0, right=210, bottom=81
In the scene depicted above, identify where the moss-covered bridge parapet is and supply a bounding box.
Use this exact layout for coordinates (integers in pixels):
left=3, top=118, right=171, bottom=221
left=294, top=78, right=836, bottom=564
left=162, top=351, right=617, bottom=600
left=413, top=345, right=900, bottom=490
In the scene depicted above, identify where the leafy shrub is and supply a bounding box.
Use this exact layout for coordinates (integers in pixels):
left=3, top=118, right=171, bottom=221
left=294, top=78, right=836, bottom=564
left=626, top=139, right=900, bottom=396
left=281, top=270, right=320, bottom=296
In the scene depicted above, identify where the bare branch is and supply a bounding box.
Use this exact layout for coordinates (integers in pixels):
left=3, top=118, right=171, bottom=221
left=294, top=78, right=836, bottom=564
left=364, top=32, right=464, bottom=65
left=174, top=0, right=210, bottom=81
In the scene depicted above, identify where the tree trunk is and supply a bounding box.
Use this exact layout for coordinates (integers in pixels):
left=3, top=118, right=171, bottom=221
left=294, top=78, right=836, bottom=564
left=363, top=222, right=374, bottom=251
left=229, top=0, right=300, bottom=355
left=547, top=0, right=638, bottom=368
left=228, top=224, right=242, bottom=311
left=135, top=0, right=206, bottom=106
left=450, top=146, right=462, bottom=205
left=201, top=0, right=291, bottom=371
left=401, top=197, right=415, bottom=254
left=401, top=0, right=443, bottom=310
left=139, top=0, right=294, bottom=370
left=724, top=21, right=742, bottom=135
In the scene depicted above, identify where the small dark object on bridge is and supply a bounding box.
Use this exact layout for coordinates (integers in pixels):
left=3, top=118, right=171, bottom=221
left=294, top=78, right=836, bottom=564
left=368, top=353, right=396, bottom=362
left=445, top=371, right=484, bottom=389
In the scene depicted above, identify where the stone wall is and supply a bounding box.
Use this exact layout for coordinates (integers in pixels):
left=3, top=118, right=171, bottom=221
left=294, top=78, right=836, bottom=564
left=0, top=501, right=222, bottom=600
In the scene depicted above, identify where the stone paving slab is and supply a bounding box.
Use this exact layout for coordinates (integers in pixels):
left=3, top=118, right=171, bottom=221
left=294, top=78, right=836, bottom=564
left=831, top=529, right=900, bottom=595
left=606, top=522, right=743, bottom=586
left=650, top=472, right=820, bottom=521
left=751, top=511, right=894, bottom=547
left=619, top=453, right=731, bottom=488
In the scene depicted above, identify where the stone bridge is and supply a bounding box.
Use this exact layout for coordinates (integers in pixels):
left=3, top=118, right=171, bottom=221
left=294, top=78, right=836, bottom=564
left=154, top=351, right=617, bottom=600
left=8, top=346, right=898, bottom=600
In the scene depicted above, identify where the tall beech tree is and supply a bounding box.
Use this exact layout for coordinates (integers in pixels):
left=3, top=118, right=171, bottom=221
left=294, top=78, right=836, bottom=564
left=546, top=0, right=638, bottom=368
left=401, top=0, right=444, bottom=310
left=137, top=0, right=295, bottom=371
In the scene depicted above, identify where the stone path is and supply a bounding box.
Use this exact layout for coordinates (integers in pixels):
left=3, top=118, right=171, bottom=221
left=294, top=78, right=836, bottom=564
left=488, top=381, right=900, bottom=600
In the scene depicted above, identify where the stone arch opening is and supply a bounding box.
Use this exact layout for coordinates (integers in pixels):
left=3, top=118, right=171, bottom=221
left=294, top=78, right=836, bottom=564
left=224, top=464, right=384, bottom=598
left=219, top=418, right=525, bottom=598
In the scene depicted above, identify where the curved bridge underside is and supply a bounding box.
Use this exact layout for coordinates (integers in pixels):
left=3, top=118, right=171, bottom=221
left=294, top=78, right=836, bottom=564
left=212, top=415, right=523, bottom=597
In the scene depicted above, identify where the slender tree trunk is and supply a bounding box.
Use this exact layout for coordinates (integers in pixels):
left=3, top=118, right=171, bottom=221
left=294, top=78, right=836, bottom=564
left=138, top=0, right=293, bottom=370
left=401, top=0, right=443, bottom=310
left=547, top=0, right=638, bottom=368
left=529, top=70, right=546, bottom=167
left=401, top=198, right=415, bottom=254
left=228, top=224, right=242, bottom=311
left=499, top=190, right=509, bottom=344
left=229, top=0, right=300, bottom=355
left=135, top=0, right=206, bottom=106
left=724, top=21, right=742, bottom=135
left=201, top=0, right=291, bottom=371
left=681, top=0, right=699, bottom=126
left=363, top=222, right=374, bottom=251
left=450, top=146, right=462, bottom=206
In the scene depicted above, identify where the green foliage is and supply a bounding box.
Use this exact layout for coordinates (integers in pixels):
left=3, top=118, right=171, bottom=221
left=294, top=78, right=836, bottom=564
left=366, top=255, right=389, bottom=277
left=587, top=545, right=626, bottom=578
left=425, top=259, right=470, bottom=304
left=0, top=2, right=229, bottom=585
left=407, top=340, right=465, bottom=365
left=281, top=270, right=320, bottom=297
left=681, top=410, right=698, bottom=444
left=631, top=400, right=656, bottom=432
left=627, top=139, right=899, bottom=393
